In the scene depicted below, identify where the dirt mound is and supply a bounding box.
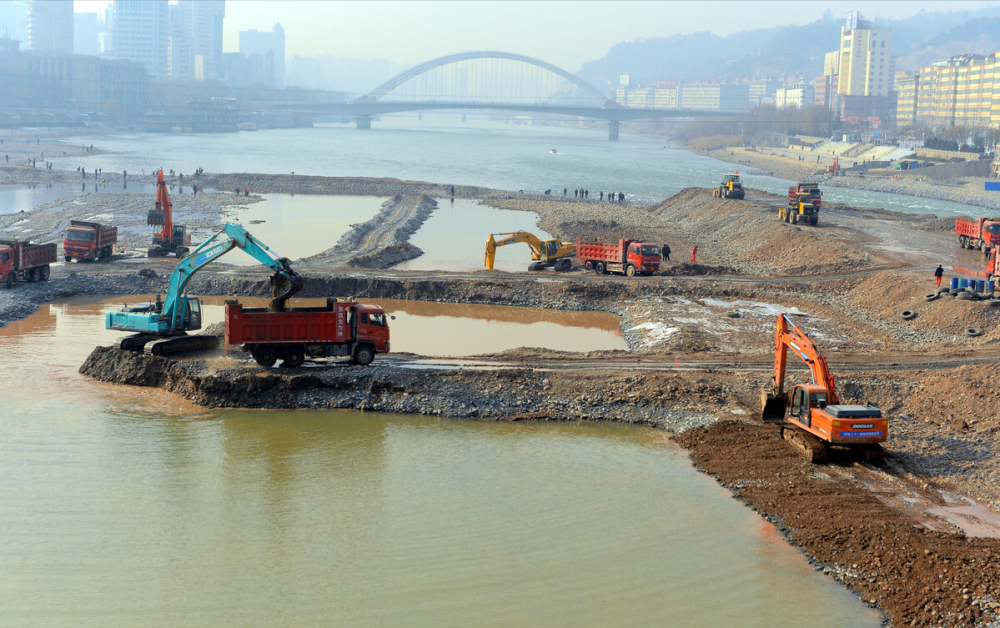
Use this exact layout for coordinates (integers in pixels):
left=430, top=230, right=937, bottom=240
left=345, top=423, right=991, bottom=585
left=677, top=420, right=1000, bottom=628
left=80, top=346, right=174, bottom=386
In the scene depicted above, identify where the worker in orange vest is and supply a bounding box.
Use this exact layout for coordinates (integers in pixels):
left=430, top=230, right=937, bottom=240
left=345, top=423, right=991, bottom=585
left=691, top=246, right=697, bottom=263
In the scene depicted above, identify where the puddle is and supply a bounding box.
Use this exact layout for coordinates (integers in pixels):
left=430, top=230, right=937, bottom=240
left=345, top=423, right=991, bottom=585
left=220, top=194, right=386, bottom=265
left=53, top=295, right=627, bottom=357
left=394, top=199, right=552, bottom=273
left=0, top=182, right=157, bottom=215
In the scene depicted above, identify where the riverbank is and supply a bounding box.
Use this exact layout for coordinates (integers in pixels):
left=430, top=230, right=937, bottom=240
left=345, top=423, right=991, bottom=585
left=701, top=145, right=1000, bottom=211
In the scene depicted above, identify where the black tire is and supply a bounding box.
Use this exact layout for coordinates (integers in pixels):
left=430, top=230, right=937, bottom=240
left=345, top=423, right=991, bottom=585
left=5, top=274, right=12, bottom=289
left=625, top=264, right=636, bottom=277
left=965, top=327, right=983, bottom=337
left=956, top=292, right=974, bottom=301
left=39, top=265, right=49, bottom=281
left=252, top=346, right=278, bottom=368
left=900, top=310, right=917, bottom=320
left=595, top=261, right=606, bottom=274
left=936, top=286, right=951, bottom=295
left=27, top=268, right=38, bottom=283
left=924, top=293, right=938, bottom=302
left=959, top=236, right=968, bottom=249
left=813, top=216, right=819, bottom=226
left=791, top=213, right=799, bottom=224
left=353, top=345, right=375, bottom=366
left=282, top=345, right=305, bottom=368
left=64, top=256, right=71, bottom=262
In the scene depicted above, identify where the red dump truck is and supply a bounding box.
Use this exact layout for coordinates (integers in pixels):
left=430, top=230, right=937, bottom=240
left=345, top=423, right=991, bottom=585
left=576, top=238, right=661, bottom=276
left=225, top=299, right=391, bottom=368
left=788, top=182, right=822, bottom=209
left=0, top=239, right=57, bottom=288
left=955, top=216, right=1000, bottom=251
left=63, top=220, right=118, bottom=262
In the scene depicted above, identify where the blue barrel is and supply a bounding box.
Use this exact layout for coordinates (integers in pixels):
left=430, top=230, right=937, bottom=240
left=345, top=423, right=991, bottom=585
left=950, top=277, right=960, bottom=290
left=959, top=278, right=968, bottom=289
left=988, top=281, right=996, bottom=295
left=977, top=280, right=986, bottom=293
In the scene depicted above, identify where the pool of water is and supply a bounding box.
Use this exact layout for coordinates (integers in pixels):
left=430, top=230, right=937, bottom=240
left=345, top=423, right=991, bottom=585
left=0, top=299, right=882, bottom=628
left=221, top=194, right=387, bottom=265
left=394, top=199, right=552, bottom=273
left=0, top=181, right=157, bottom=215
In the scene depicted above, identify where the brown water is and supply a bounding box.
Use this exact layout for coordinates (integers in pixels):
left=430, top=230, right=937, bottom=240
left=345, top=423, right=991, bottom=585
left=221, top=194, right=386, bottom=265
left=0, top=301, right=882, bottom=627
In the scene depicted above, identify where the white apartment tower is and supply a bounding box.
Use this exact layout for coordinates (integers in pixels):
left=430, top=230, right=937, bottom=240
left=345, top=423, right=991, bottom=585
left=836, top=11, right=892, bottom=97
left=239, top=23, right=285, bottom=88
left=27, top=0, right=74, bottom=55
left=166, top=0, right=225, bottom=79
left=112, top=0, right=169, bottom=78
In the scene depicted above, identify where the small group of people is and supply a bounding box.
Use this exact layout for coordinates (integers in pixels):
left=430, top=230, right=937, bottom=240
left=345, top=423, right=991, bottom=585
left=559, top=188, right=627, bottom=203
left=234, top=187, right=249, bottom=196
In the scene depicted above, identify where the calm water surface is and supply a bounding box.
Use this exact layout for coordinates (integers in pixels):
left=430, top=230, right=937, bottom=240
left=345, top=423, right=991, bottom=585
left=57, top=115, right=979, bottom=217
left=0, top=299, right=882, bottom=627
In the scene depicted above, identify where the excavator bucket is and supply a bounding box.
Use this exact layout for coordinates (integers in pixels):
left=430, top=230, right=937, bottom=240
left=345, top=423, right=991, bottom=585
left=760, top=390, right=788, bottom=423
left=147, top=209, right=166, bottom=226
left=268, top=271, right=304, bottom=312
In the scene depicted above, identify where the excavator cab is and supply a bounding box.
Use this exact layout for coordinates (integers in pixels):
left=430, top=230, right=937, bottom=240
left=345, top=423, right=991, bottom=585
left=542, top=239, right=561, bottom=260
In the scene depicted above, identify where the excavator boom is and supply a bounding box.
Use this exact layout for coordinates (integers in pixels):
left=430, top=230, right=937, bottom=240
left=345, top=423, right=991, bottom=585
left=108, top=223, right=303, bottom=351
left=761, top=313, right=838, bottom=421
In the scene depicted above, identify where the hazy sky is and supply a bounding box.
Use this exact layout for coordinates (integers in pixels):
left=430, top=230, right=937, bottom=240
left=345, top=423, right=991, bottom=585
left=74, top=0, right=1000, bottom=70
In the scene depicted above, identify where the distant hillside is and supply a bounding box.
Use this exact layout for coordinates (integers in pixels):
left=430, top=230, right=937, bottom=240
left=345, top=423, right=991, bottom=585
left=578, top=6, right=1000, bottom=88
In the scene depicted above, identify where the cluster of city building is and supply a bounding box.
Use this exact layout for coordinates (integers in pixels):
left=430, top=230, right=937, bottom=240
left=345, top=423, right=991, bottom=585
left=894, top=53, right=1000, bottom=131
left=0, top=0, right=288, bottom=117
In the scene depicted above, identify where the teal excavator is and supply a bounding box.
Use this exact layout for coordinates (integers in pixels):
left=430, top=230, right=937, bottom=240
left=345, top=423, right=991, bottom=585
left=107, top=222, right=303, bottom=355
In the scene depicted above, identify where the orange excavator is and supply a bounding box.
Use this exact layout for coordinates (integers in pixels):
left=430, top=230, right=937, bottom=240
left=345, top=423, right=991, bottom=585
left=760, top=314, right=887, bottom=463
left=147, top=169, right=191, bottom=258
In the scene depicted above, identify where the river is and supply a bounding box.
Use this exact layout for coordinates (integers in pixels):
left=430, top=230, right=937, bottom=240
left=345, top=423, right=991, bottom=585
left=0, top=300, right=882, bottom=627
left=53, top=113, right=980, bottom=217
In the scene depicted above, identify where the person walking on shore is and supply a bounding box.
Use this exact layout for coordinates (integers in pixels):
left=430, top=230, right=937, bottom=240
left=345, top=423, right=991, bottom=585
left=934, top=265, right=944, bottom=287
left=662, top=244, right=670, bottom=261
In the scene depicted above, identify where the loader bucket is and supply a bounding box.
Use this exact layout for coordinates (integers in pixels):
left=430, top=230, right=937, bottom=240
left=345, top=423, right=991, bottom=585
left=147, top=209, right=166, bottom=226
left=760, top=390, right=787, bottom=423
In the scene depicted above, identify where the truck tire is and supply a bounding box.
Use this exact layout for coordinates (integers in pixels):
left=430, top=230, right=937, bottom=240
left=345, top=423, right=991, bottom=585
left=791, top=213, right=799, bottom=224
left=353, top=345, right=375, bottom=366
left=64, top=256, right=71, bottom=263
left=595, top=262, right=606, bottom=274
left=252, top=346, right=278, bottom=368
left=625, top=264, right=636, bottom=277
left=282, top=345, right=305, bottom=368
left=39, top=265, right=49, bottom=281
left=4, top=274, right=12, bottom=289
left=27, top=268, right=38, bottom=283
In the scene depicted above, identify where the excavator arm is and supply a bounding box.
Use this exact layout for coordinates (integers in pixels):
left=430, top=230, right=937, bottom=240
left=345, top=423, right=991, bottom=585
left=485, top=232, right=543, bottom=270
left=107, top=223, right=303, bottom=335
left=147, top=169, right=172, bottom=238
left=760, top=313, right=838, bottom=421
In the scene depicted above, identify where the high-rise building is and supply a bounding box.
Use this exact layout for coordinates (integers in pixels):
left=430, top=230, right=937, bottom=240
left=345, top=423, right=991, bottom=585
left=835, top=11, right=892, bottom=98
left=74, top=12, right=100, bottom=56
left=900, top=53, right=1000, bottom=130
left=111, top=0, right=168, bottom=78
left=239, top=23, right=285, bottom=88
left=27, top=0, right=73, bottom=55
left=164, top=0, right=224, bottom=80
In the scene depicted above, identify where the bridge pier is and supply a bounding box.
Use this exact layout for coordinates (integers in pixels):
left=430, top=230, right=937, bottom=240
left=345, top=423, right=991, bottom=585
left=356, top=115, right=371, bottom=130
left=608, top=120, right=620, bottom=141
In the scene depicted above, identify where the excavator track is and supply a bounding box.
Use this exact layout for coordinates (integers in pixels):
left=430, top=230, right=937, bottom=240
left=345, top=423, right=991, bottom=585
left=144, top=334, right=220, bottom=357
left=115, top=333, right=160, bottom=353
left=781, top=425, right=827, bottom=464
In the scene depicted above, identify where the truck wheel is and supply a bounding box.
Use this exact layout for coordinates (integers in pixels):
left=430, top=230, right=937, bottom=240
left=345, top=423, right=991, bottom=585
left=353, top=345, right=375, bottom=366
left=595, top=262, right=606, bottom=274
left=4, top=274, right=12, bottom=289
left=64, top=256, right=71, bottom=263
left=252, top=346, right=278, bottom=368
left=791, top=213, right=799, bottom=224
left=282, top=346, right=305, bottom=368
left=39, top=266, right=49, bottom=281
left=27, top=268, right=38, bottom=283
left=625, top=264, right=636, bottom=277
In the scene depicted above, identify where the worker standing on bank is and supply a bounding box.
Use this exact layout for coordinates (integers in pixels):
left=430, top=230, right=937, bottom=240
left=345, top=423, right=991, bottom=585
left=691, top=246, right=697, bottom=263
left=934, top=264, right=944, bottom=287
left=662, top=244, right=670, bottom=261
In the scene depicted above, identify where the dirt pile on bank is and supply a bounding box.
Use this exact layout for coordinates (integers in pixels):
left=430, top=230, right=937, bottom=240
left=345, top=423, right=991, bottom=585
left=651, top=188, right=890, bottom=275
left=677, top=421, right=1000, bottom=628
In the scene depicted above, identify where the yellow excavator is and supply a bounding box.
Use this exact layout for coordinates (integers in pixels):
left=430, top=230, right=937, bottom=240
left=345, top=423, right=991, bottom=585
left=485, top=232, right=576, bottom=271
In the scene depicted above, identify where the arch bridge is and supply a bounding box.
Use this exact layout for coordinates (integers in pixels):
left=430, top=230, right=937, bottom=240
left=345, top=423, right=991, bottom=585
left=257, top=51, right=738, bottom=140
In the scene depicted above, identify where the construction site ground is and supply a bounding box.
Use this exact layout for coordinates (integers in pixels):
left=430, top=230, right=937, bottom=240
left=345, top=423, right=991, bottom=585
left=4, top=174, right=1000, bottom=627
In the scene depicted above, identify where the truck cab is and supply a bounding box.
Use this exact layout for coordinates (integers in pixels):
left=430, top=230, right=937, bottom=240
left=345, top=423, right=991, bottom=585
left=0, top=244, right=14, bottom=286
left=63, top=224, right=98, bottom=260
left=626, top=242, right=661, bottom=275
left=350, top=305, right=390, bottom=355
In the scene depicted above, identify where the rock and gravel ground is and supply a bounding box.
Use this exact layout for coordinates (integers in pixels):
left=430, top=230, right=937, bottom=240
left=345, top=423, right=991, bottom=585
left=4, top=164, right=1000, bottom=627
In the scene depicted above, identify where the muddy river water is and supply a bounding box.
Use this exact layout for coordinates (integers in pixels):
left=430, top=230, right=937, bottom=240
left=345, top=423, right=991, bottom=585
left=0, top=299, right=883, bottom=626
